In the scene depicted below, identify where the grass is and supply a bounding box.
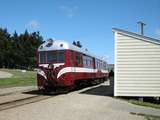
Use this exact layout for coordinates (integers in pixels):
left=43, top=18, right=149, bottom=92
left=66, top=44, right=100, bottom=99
left=0, top=69, right=37, bottom=88
left=129, top=99, right=160, bottom=109
left=115, top=97, right=160, bottom=109
left=130, top=112, right=160, bottom=120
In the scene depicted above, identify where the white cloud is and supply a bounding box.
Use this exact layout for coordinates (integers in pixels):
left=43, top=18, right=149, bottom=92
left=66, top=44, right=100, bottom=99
left=27, top=20, right=40, bottom=29
left=59, top=5, right=79, bottom=18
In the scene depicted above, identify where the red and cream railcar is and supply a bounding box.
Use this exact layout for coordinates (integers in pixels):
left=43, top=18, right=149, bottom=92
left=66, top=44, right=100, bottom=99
left=37, top=39, right=108, bottom=91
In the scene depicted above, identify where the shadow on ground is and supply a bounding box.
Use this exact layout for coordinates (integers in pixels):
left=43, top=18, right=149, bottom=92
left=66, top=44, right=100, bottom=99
left=80, top=77, right=114, bottom=97
left=23, top=77, right=114, bottom=97
left=23, top=90, right=46, bottom=95
left=80, top=85, right=113, bottom=96
left=23, top=89, right=70, bottom=96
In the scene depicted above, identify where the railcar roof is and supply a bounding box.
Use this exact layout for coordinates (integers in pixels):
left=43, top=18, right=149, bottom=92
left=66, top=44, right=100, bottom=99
left=38, top=40, right=107, bottom=62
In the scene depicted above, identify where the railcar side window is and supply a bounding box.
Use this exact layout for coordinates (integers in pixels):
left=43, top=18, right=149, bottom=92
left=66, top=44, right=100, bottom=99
left=39, top=52, right=46, bottom=63
left=83, top=55, right=87, bottom=66
left=70, top=51, right=74, bottom=65
left=82, top=55, right=93, bottom=68
left=58, top=51, right=65, bottom=62
left=76, top=52, right=82, bottom=65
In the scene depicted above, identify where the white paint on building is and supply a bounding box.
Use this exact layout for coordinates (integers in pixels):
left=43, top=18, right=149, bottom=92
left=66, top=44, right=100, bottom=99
left=113, top=28, right=160, bottom=97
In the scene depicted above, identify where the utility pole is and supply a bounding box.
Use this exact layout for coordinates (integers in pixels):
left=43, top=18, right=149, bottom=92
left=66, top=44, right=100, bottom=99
left=137, top=21, right=146, bottom=35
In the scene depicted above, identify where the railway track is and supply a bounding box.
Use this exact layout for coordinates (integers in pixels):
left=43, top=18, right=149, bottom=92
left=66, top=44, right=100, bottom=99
left=0, top=94, right=52, bottom=111
left=0, top=80, right=108, bottom=111
left=0, top=88, right=71, bottom=111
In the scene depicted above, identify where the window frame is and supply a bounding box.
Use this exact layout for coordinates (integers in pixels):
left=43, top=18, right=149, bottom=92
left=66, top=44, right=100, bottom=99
left=46, top=51, right=57, bottom=63
left=57, top=50, right=65, bottom=63
left=75, top=52, right=82, bottom=67
left=70, top=50, right=74, bottom=65
left=38, top=50, right=65, bottom=64
left=39, top=51, right=46, bottom=64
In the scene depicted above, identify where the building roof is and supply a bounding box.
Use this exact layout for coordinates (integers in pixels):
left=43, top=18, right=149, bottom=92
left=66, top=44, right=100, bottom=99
left=112, top=28, right=160, bottom=45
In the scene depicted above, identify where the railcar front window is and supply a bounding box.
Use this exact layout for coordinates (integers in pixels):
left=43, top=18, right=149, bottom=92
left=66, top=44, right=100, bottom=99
left=39, top=50, right=65, bottom=63
left=39, top=52, right=46, bottom=63
left=47, top=51, right=56, bottom=63
left=58, top=51, right=65, bottom=62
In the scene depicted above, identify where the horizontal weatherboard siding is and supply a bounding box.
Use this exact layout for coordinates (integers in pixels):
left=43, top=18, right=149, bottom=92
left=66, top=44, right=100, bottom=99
left=114, top=29, right=160, bottom=97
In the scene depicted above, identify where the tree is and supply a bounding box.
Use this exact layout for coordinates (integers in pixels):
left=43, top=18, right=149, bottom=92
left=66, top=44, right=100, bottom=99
left=17, top=30, right=43, bottom=69
left=28, top=31, right=43, bottom=68
left=0, top=28, right=11, bottom=68
left=0, top=27, right=43, bottom=69
left=11, top=31, right=20, bottom=68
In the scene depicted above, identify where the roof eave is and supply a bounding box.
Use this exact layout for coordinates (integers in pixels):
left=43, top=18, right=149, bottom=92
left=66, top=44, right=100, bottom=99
left=112, top=28, right=160, bottom=45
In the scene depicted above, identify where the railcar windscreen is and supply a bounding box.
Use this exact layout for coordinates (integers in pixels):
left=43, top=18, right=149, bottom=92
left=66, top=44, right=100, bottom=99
left=39, top=52, right=45, bottom=63
left=58, top=51, right=65, bottom=62
left=39, top=50, right=65, bottom=63
left=47, top=51, right=56, bottom=62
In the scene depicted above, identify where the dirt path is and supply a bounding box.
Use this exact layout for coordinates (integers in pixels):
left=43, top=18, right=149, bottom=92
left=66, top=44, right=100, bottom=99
left=0, top=71, right=13, bottom=78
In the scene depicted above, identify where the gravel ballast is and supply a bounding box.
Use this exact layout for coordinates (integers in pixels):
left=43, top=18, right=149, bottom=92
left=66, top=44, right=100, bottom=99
left=0, top=81, right=160, bottom=120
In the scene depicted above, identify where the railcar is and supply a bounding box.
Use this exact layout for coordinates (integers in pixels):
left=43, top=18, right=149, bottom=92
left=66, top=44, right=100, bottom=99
left=37, top=39, right=109, bottom=91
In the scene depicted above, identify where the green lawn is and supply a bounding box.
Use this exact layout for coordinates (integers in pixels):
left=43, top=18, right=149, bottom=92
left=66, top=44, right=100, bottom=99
left=144, top=115, right=160, bottom=120
left=0, top=69, right=37, bottom=88
left=116, top=97, right=160, bottom=110
left=129, top=99, right=160, bottom=109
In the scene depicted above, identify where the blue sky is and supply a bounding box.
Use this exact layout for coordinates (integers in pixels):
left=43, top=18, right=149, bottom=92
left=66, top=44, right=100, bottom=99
left=0, top=0, right=160, bottom=63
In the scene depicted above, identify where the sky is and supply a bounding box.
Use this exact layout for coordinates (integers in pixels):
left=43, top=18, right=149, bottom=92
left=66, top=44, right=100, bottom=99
left=0, top=0, right=160, bottom=63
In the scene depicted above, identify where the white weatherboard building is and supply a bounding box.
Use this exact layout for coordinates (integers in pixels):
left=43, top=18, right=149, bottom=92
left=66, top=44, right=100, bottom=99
left=113, top=28, right=160, bottom=97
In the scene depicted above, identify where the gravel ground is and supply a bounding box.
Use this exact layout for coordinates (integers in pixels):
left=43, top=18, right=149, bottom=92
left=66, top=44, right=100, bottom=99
left=0, top=92, right=37, bottom=104
left=0, top=93, right=142, bottom=120
left=0, top=80, right=159, bottom=120
left=0, top=71, right=13, bottom=78
left=0, top=86, right=37, bottom=96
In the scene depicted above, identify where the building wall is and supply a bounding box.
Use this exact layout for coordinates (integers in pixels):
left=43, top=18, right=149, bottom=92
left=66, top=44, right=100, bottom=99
left=115, top=32, right=160, bottom=97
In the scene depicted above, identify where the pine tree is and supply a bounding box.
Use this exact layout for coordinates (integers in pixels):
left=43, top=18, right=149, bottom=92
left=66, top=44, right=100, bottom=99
left=0, top=27, right=43, bottom=69
left=0, top=28, right=11, bottom=68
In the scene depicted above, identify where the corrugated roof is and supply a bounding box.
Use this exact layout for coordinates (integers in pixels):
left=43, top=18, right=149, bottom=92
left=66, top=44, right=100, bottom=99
left=112, top=28, right=160, bottom=45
